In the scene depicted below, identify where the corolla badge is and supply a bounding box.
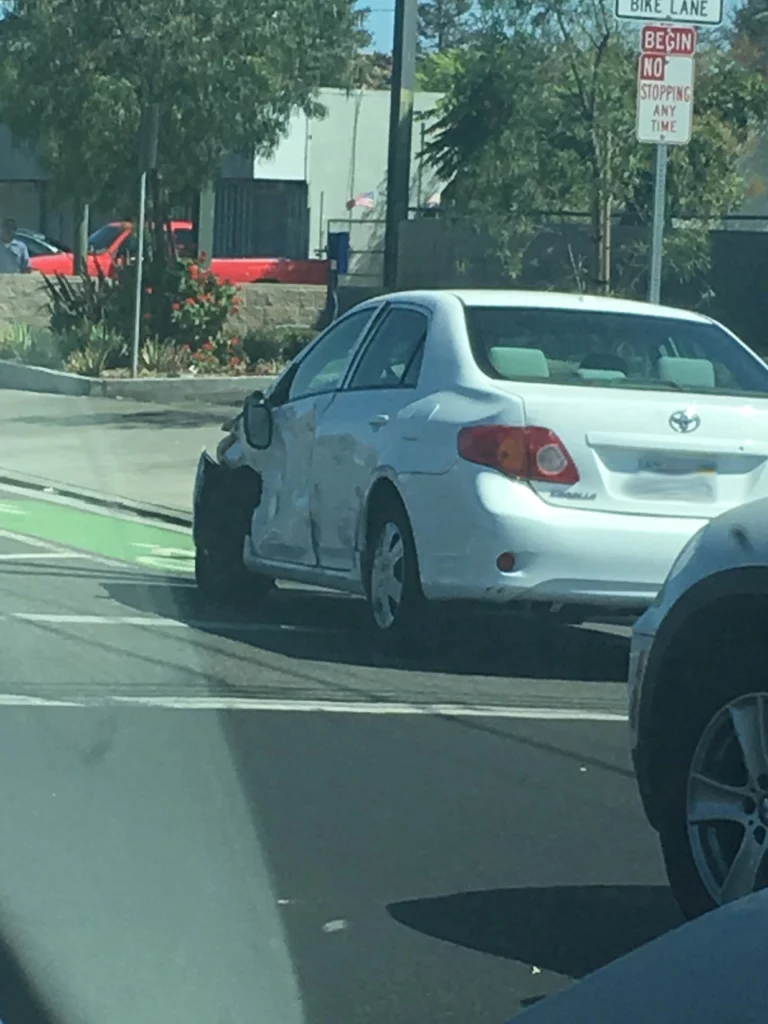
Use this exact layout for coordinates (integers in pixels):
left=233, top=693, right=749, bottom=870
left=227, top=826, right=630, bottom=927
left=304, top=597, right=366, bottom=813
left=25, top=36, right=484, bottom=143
left=669, top=409, right=701, bottom=433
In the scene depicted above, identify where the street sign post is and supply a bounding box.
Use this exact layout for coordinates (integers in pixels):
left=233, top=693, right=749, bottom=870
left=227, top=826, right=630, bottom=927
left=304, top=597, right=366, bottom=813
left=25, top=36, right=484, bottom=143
left=633, top=27, right=696, bottom=303
left=615, top=0, right=722, bottom=24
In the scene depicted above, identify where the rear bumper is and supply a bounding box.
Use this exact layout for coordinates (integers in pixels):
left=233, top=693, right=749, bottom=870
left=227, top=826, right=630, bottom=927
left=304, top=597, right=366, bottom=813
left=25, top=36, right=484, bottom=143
left=402, top=465, right=709, bottom=609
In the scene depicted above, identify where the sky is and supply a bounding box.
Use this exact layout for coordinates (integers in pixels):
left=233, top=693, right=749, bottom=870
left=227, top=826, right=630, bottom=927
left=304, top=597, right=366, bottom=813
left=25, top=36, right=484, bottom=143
left=361, top=2, right=396, bottom=52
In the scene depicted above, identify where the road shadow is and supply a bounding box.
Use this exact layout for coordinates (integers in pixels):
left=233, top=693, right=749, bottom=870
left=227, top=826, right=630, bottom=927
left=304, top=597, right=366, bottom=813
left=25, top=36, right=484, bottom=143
left=101, top=577, right=631, bottom=684
left=0, top=911, right=63, bottom=1024
left=9, top=406, right=233, bottom=431
left=388, top=885, right=682, bottom=980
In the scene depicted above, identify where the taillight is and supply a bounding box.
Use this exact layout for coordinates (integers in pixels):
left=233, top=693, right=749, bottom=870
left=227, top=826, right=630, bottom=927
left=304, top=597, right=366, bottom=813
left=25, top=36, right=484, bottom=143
left=458, top=425, right=579, bottom=485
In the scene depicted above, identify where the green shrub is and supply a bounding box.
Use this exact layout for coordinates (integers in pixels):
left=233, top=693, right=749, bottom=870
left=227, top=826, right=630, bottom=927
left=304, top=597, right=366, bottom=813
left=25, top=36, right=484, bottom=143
left=280, top=327, right=317, bottom=362
left=0, top=323, right=63, bottom=369
left=64, top=324, right=125, bottom=377
left=140, top=337, right=190, bottom=375
left=43, top=256, right=239, bottom=371
left=112, top=257, right=238, bottom=351
left=43, top=266, right=119, bottom=338
left=239, top=325, right=316, bottom=366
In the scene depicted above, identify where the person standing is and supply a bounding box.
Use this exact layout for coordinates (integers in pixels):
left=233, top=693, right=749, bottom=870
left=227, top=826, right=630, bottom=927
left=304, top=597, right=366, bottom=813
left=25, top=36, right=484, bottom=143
left=0, top=219, right=30, bottom=274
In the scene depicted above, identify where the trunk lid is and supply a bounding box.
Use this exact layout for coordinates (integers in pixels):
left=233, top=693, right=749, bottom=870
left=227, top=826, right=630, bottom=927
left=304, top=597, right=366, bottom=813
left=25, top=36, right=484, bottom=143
left=512, top=382, right=768, bottom=518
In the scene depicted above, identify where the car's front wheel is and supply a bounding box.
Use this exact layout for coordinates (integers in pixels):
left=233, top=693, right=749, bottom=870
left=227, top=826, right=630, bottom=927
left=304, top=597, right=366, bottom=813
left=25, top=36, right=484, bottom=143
left=365, top=497, right=432, bottom=656
left=195, top=541, right=274, bottom=609
left=658, top=647, right=768, bottom=918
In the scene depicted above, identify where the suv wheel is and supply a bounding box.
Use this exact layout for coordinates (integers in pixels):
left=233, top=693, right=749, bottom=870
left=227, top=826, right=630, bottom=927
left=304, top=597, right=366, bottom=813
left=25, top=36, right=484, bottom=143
left=658, top=647, right=768, bottom=918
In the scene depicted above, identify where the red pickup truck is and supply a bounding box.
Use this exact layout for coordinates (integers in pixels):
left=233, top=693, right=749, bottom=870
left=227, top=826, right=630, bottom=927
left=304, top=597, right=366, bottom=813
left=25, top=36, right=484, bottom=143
left=29, top=219, right=329, bottom=286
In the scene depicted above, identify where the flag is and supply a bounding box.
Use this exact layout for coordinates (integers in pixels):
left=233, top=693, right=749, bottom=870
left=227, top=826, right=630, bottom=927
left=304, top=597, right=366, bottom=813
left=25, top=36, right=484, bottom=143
left=346, top=191, right=376, bottom=211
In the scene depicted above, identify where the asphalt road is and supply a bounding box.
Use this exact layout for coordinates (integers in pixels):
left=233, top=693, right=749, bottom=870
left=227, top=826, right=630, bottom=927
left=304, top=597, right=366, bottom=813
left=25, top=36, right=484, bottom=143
left=0, top=524, right=683, bottom=1024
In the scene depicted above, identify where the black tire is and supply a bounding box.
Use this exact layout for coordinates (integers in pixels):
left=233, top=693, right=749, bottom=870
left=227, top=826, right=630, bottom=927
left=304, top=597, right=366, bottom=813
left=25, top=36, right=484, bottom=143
left=364, top=495, right=432, bottom=656
left=657, top=643, right=768, bottom=920
left=195, top=542, right=273, bottom=609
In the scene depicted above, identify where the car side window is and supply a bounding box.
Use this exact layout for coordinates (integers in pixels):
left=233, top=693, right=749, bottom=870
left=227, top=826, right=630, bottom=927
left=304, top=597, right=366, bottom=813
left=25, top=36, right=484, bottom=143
left=288, top=309, right=374, bottom=402
left=347, top=307, right=428, bottom=391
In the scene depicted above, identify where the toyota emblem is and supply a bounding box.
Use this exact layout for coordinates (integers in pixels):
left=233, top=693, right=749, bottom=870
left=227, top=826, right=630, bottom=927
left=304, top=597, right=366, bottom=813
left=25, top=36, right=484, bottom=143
left=669, top=409, right=701, bottom=433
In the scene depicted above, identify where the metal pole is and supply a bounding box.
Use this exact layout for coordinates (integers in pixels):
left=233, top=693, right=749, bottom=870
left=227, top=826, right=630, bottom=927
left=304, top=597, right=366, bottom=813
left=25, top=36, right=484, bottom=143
left=383, top=0, right=417, bottom=291
left=131, top=170, right=147, bottom=379
left=648, top=142, right=668, bottom=304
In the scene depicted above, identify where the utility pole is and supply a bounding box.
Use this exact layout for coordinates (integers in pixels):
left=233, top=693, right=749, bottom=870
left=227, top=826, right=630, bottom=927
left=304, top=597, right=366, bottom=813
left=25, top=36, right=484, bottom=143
left=383, top=0, right=417, bottom=291
left=73, top=200, right=89, bottom=276
left=131, top=104, right=159, bottom=379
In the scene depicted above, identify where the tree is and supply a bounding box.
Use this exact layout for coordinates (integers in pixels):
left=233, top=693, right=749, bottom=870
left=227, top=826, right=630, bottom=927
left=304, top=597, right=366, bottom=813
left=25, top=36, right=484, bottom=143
left=732, top=0, right=768, bottom=76
left=418, top=0, right=474, bottom=53
left=0, top=0, right=367, bottom=235
left=424, top=0, right=768, bottom=294
left=349, top=51, right=393, bottom=88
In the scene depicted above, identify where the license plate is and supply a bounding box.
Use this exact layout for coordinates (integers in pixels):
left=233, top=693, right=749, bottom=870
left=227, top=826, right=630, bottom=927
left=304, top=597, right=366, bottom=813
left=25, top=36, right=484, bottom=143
left=626, top=456, right=717, bottom=502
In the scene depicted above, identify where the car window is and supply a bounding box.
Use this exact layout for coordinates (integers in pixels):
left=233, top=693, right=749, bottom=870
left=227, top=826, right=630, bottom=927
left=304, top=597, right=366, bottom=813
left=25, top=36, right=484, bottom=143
left=465, top=306, right=768, bottom=397
left=348, top=307, right=428, bottom=391
left=19, top=235, right=50, bottom=257
left=88, top=223, right=126, bottom=254
left=288, top=309, right=375, bottom=401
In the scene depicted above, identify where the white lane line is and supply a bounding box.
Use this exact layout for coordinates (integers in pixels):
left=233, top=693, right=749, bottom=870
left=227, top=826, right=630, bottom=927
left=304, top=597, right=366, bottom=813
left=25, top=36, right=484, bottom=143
left=0, top=552, right=86, bottom=561
left=109, top=697, right=628, bottom=720
left=0, top=529, right=70, bottom=551
left=0, top=695, right=84, bottom=707
left=9, top=613, right=349, bottom=634
left=0, top=527, right=124, bottom=567
left=0, top=693, right=627, bottom=720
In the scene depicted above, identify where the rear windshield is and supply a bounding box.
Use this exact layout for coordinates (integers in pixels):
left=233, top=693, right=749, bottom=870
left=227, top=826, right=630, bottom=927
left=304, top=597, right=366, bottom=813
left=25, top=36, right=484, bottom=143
left=465, top=306, right=768, bottom=397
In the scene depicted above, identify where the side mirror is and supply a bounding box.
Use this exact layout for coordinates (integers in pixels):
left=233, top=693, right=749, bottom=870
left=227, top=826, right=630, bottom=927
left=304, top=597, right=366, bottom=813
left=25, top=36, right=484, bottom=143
left=243, top=390, right=273, bottom=449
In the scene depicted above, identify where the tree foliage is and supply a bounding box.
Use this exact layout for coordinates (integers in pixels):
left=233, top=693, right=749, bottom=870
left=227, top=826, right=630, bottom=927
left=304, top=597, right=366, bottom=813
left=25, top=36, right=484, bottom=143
left=418, top=0, right=474, bottom=53
left=732, top=0, right=768, bottom=76
left=424, top=0, right=768, bottom=293
left=0, top=0, right=367, bottom=208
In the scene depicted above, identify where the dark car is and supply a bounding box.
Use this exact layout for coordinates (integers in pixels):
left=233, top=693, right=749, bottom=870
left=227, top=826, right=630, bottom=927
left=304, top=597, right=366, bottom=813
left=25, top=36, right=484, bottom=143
left=16, top=228, right=70, bottom=258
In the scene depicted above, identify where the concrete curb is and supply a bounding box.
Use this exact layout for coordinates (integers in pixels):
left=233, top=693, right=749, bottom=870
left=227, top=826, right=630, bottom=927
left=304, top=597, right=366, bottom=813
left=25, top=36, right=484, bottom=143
left=0, top=360, right=92, bottom=396
left=0, top=469, right=192, bottom=528
left=0, top=360, right=276, bottom=404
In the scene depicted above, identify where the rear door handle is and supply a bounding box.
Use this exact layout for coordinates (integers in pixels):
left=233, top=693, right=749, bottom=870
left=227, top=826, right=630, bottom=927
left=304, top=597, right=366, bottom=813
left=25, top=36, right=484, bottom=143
left=369, top=414, right=390, bottom=428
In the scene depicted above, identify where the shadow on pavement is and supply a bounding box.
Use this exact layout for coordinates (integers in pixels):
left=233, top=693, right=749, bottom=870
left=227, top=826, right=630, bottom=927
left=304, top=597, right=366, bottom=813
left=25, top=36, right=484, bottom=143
left=388, top=884, right=682, bottom=980
left=0, top=916, right=62, bottom=1024
left=9, top=407, right=231, bottom=431
left=102, top=578, right=631, bottom=685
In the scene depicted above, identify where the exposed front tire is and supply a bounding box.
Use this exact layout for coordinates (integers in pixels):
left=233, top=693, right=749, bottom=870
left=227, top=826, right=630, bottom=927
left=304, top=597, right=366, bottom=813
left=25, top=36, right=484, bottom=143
left=657, top=645, right=768, bottom=919
left=365, top=496, right=432, bottom=656
left=195, top=543, right=274, bottom=609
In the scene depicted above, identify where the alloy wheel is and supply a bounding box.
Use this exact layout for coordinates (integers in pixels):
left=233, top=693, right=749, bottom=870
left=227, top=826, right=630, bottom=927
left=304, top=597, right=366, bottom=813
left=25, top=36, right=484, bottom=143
left=687, top=691, right=768, bottom=905
left=369, top=521, right=405, bottom=631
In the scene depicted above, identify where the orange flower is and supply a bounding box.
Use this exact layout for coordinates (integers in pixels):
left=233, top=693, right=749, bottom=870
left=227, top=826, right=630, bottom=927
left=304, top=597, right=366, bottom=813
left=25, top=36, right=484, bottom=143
left=172, top=302, right=180, bottom=311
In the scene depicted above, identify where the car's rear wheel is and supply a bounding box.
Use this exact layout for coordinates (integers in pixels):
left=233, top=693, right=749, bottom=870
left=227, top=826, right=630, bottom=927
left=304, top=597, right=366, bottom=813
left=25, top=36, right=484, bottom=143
left=658, top=646, right=768, bottom=919
left=365, top=496, right=431, bottom=656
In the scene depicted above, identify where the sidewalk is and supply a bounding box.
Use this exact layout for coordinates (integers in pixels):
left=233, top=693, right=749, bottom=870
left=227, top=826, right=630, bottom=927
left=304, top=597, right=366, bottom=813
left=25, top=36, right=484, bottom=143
left=0, top=390, right=240, bottom=512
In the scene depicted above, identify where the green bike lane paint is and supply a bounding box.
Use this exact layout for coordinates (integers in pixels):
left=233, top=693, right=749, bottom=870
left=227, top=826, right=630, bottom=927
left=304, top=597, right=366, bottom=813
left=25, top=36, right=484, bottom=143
left=0, top=491, right=194, bottom=574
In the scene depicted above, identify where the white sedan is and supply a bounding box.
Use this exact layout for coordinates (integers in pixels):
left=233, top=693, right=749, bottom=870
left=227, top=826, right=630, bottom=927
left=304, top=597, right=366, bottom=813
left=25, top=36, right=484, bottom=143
left=193, top=288, right=768, bottom=651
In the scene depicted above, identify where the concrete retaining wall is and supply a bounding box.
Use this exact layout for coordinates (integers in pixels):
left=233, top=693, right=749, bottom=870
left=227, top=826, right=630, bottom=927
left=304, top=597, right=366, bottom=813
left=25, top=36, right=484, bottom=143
left=0, top=276, right=327, bottom=336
